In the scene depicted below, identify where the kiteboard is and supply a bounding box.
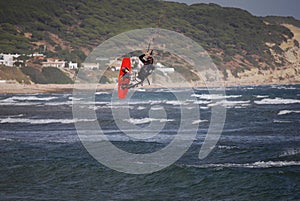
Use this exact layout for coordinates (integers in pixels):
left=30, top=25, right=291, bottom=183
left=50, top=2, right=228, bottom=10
left=118, top=57, right=131, bottom=99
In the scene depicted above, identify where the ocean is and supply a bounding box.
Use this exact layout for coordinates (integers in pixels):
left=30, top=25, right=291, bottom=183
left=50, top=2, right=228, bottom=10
left=0, top=85, right=299, bottom=200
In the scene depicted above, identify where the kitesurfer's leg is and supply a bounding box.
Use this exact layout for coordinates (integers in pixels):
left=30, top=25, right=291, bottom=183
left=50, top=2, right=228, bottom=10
left=122, top=73, right=130, bottom=79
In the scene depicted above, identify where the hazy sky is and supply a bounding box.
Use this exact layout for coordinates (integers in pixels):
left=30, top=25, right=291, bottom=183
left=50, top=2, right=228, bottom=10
left=166, top=0, right=300, bottom=20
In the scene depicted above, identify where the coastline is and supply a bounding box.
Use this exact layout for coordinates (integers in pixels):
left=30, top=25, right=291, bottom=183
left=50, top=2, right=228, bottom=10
left=0, top=81, right=299, bottom=94
left=0, top=83, right=116, bottom=94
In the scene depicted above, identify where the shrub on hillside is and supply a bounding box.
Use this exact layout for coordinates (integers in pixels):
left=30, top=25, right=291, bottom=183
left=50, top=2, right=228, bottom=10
left=21, top=66, right=73, bottom=84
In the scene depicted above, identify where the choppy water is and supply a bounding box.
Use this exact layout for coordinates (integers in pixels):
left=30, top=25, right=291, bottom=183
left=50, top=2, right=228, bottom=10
left=0, top=85, right=299, bottom=200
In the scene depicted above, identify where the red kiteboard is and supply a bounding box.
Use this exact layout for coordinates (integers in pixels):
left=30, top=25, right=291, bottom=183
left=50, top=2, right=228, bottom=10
left=118, top=58, right=131, bottom=99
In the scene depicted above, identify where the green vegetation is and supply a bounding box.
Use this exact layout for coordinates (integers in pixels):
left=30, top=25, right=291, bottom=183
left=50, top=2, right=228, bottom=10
left=263, top=16, right=300, bottom=28
left=41, top=67, right=74, bottom=84
left=0, top=66, right=31, bottom=83
left=21, top=66, right=73, bottom=84
left=0, top=0, right=299, bottom=78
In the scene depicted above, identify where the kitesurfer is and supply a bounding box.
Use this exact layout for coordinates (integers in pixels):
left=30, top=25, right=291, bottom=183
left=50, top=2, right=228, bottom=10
left=136, top=51, right=154, bottom=83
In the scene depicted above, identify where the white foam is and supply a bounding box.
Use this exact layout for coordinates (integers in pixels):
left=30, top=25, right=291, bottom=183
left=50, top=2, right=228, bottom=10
left=249, top=161, right=300, bottom=168
left=95, top=92, right=110, bottom=95
left=2, top=96, right=58, bottom=102
left=150, top=106, right=164, bottom=111
left=280, top=148, right=300, bottom=157
left=0, top=101, right=42, bottom=106
left=108, top=99, right=192, bottom=107
left=0, top=137, right=13, bottom=141
left=0, top=117, right=95, bottom=124
left=0, top=96, right=67, bottom=106
left=272, top=86, right=297, bottom=90
left=192, top=94, right=239, bottom=100
left=208, top=100, right=250, bottom=108
left=124, top=118, right=174, bottom=125
left=137, top=106, right=146, bottom=110
left=135, top=88, right=146, bottom=92
left=166, top=100, right=184, bottom=105
left=278, top=110, right=300, bottom=115
left=217, top=145, right=238, bottom=150
left=166, top=100, right=189, bottom=105
left=192, top=100, right=211, bottom=105
left=192, top=119, right=208, bottom=124
left=225, top=95, right=243, bottom=99
left=255, top=98, right=300, bottom=105
left=122, top=100, right=163, bottom=106
left=111, top=105, right=134, bottom=110
left=68, top=96, right=82, bottom=101
left=191, top=161, right=300, bottom=169
left=74, top=100, right=108, bottom=105
left=273, top=119, right=292, bottom=123
left=7, top=114, right=24, bottom=118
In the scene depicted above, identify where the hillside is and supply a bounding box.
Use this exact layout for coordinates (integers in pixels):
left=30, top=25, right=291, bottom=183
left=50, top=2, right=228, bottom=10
left=0, top=0, right=300, bottom=85
left=0, top=65, right=74, bottom=84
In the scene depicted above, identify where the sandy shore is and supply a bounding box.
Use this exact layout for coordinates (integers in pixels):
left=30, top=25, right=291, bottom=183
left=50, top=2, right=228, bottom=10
left=0, top=83, right=116, bottom=94
left=0, top=81, right=299, bottom=94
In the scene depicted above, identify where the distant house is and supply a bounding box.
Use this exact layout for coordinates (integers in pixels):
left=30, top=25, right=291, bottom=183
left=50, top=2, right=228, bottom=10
left=0, top=53, right=20, bottom=67
left=68, top=61, right=78, bottom=69
left=27, top=53, right=45, bottom=60
left=42, top=59, right=66, bottom=68
left=81, top=63, right=100, bottom=69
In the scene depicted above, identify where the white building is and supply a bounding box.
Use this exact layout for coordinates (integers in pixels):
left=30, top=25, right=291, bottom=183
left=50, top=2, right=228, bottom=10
left=0, top=53, right=20, bottom=67
left=68, top=61, right=78, bottom=69
left=81, top=63, right=100, bottom=70
left=27, top=53, right=45, bottom=58
left=42, top=59, right=66, bottom=68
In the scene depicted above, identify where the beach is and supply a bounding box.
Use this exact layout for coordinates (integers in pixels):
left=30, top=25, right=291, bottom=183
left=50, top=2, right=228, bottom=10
left=0, top=83, right=116, bottom=94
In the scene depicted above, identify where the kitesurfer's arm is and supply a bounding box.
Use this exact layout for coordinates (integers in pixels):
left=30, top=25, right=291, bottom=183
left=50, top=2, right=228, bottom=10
left=139, top=54, right=146, bottom=64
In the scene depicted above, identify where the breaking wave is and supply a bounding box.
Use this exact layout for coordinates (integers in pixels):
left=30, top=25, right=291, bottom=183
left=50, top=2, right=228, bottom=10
left=2, top=96, right=58, bottom=102
left=280, top=148, right=300, bottom=157
left=191, top=94, right=241, bottom=100
left=208, top=100, right=250, bottom=108
left=124, top=118, right=175, bottom=125
left=0, top=117, right=95, bottom=124
left=187, top=161, right=300, bottom=169
left=278, top=110, right=300, bottom=115
left=255, top=98, right=300, bottom=105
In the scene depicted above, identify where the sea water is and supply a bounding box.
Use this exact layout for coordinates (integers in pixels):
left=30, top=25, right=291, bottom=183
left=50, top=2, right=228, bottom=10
left=0, top=85, right=299, bottom=200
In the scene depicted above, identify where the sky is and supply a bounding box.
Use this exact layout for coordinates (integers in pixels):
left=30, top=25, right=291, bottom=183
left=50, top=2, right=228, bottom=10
left=166, top=0, right=300, bottom=20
